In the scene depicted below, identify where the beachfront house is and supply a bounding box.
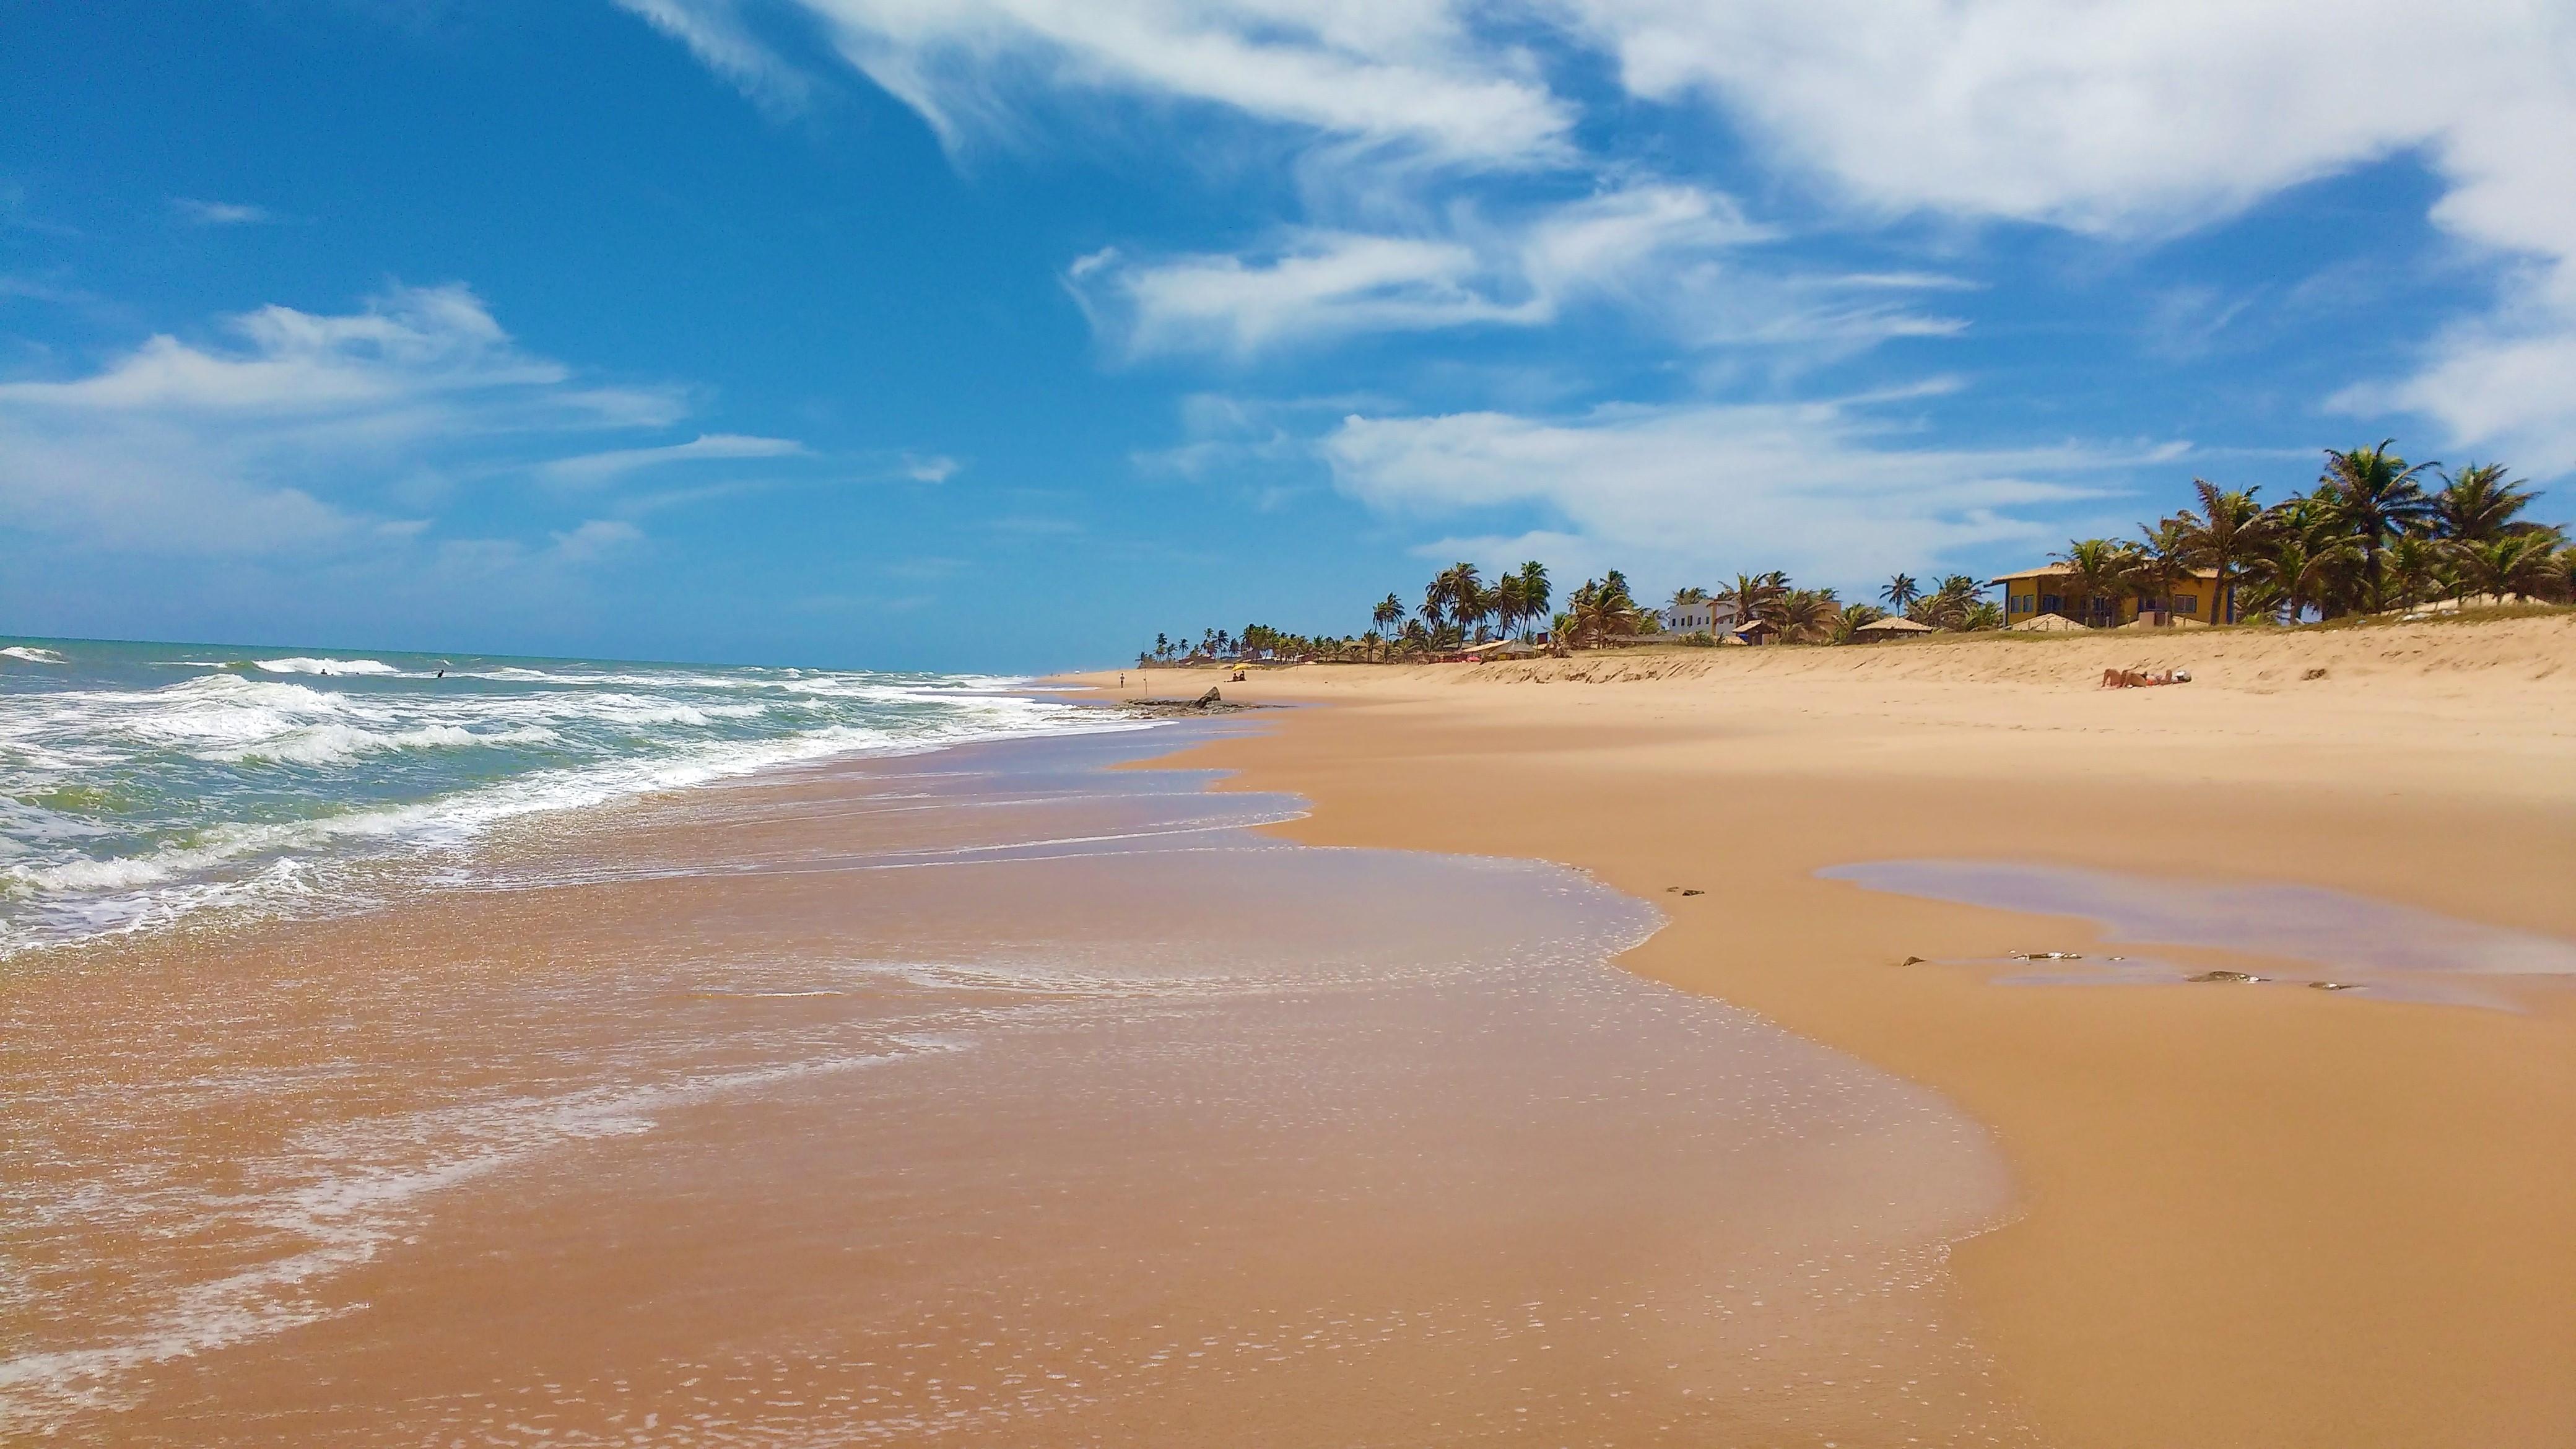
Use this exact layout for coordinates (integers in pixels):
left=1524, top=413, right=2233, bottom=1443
left=1991, top=565, right=2237, bottom=627
left=1656, top=597, right=1742, bottom=636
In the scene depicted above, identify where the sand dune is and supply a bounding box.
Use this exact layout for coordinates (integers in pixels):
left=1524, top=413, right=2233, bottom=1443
left=1328, top=612, right=2576, bottom=695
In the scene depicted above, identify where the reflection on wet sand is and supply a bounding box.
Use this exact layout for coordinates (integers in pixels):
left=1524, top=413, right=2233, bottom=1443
left=1822, top=859, right=2576, bottom=1007
left=7, top=727, right=2027, bottom=1445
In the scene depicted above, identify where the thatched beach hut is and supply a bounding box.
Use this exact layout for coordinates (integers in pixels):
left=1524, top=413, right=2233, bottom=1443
left=1852, top=616, right=1936, bottom=642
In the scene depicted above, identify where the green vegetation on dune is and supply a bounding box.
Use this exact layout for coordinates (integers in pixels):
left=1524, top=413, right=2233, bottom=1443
left=1139, top=443, right=2574, bottom=665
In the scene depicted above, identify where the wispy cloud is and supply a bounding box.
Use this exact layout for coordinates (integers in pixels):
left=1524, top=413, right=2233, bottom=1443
left=627, top=0, right=2576, bottom=474
left=1563, top=0, right=2576, bottom=469
left=902, top=451, right=960, bottom=482
left=0, top=284, right=687, bottom=554
left=1059, top=183, right=1957, bottom=360
left=721, top=0, right=1574, bottom=166
left=171, top=198, right=279, bottom=227
left=539, top=432, right=809, bottom=485
left=550, top=517, right=646, bottom=562
left=612, top=0, right=815, bottom=116
left=1323, top=394, right=2146, bottom=584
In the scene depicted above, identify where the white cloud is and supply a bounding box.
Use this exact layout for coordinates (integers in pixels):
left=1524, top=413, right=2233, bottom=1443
left=1564, top=0, right=2576, bottom=469
left=614, top=0, right=815, bottom=116
left=2336, top=315, right=2576, bottom=473
left=539, top=432, right=809, bottom=485
left=551, top=518, right=646, bottom=562
left=0, top=285, right=687, bottom=554
left=1322, top=397, right=2139, bottom=583
left=172, top=199, right=277, bottom=226
left=1071, top=183, right=1945, bottom=358
left=632, top=0, right=2576, bottom=471
left=902, top=451, right=960, bottom=482
left=635, top=0, right=1570, bottom=166
left=0, top=283, right=676, bottom=424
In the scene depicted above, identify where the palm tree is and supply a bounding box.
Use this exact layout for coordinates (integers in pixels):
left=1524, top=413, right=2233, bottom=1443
left=1516, top=561, right=1551, bottom=638
left=2051, top=539, right=2134, bottom=627
left=1909, top=574, right=1982, bottom=629
left=1832, top=601, right=1888, bottom=643
left=2320, top=440, right=2437, bottom=613
left=1493, top=573, right=1528, bottom=640
left=2177, top=479, right=2267, bottom=625
left=2130, top=515, right=2194, bottom=625
left=1372, top=593, right=1403, bottom=640
left=1426, top=562, right=1484, bottom=640
left=2431, top=463, right=2537, bottom=544
left=1881, top=573, right=1921, bottom=611
left=1719, top=571, right=1785, bottom=635
left=1776, top=587, right=1840, bottom=642
left=2246, top=528, right=2356, bottom=625
left=2454, top=532, right=2563, bottom=603
left=1564, top=577, right=1642, bottom=648
left=2387, top=535, right=2442, bottom=612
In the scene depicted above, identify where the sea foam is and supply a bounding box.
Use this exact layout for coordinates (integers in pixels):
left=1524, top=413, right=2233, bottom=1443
left=0, top=640, right=1145, bottom=954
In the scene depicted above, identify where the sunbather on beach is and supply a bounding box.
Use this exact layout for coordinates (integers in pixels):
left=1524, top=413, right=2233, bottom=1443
left=2102, top=668, right=2193, bottom=688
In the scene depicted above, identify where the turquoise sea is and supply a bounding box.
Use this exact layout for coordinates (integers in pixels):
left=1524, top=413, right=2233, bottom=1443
left=0, top=637, right=1121, bottom=955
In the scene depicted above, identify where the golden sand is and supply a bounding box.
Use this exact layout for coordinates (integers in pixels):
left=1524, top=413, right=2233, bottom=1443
left=1079, top=614, right=2576, bottom=1448
left=6, top=729, right=2027, bottom=1445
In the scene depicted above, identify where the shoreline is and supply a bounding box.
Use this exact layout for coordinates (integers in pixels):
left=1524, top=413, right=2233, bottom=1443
left=4, top=721, right=2031, bottom=1444
left=1065, top=615, right=2576, bottom=1447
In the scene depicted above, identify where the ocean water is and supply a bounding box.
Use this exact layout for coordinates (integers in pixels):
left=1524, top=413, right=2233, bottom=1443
left=0, top=637, right=1131, bottom=955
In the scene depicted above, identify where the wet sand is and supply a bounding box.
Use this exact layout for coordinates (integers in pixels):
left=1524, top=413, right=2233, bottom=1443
left=1082, top=618, right=2576, bottom=1448
left=6, top=724, right=2029, bottom=1445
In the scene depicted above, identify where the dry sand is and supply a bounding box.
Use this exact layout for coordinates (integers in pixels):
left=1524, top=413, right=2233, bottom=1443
left=1074, top=614, right=2576, bottom=1448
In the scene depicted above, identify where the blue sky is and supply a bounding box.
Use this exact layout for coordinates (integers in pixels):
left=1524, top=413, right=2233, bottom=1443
left=4, top=2, right=2571, bottom=670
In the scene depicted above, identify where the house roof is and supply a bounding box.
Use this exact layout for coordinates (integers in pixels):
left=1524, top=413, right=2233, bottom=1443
left=1990, top=565, right=2223, bottom=583
left=1854, top=616, right=1936, bottom=633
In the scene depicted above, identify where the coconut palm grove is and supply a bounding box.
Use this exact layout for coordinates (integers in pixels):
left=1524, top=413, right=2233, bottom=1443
left=1140, top=443, right=2576, bottom=665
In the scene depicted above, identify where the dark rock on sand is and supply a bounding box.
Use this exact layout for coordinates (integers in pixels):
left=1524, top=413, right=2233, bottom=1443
left=1124, top=687, right=1272, bottom=716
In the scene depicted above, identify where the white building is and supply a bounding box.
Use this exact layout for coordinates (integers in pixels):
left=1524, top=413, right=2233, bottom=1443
left=1656, top=597, right=1741, bottom=635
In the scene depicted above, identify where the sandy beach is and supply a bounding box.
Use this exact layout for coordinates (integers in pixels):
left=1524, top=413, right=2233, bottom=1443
left=4, top=721, right=2034, bottom=1445
left=1076, top=614, right=2576, bottom=1448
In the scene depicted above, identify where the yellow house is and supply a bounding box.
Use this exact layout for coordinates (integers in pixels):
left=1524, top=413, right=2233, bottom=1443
left=1991, top=565, right=2235, bottom=627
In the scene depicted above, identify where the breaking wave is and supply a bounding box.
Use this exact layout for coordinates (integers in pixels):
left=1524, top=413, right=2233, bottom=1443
left=0, top=638, right=1139, bottom=954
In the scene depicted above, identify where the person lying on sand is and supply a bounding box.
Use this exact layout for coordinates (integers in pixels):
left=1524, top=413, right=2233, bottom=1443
left=2101, top=667, right=2193, bottom=689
